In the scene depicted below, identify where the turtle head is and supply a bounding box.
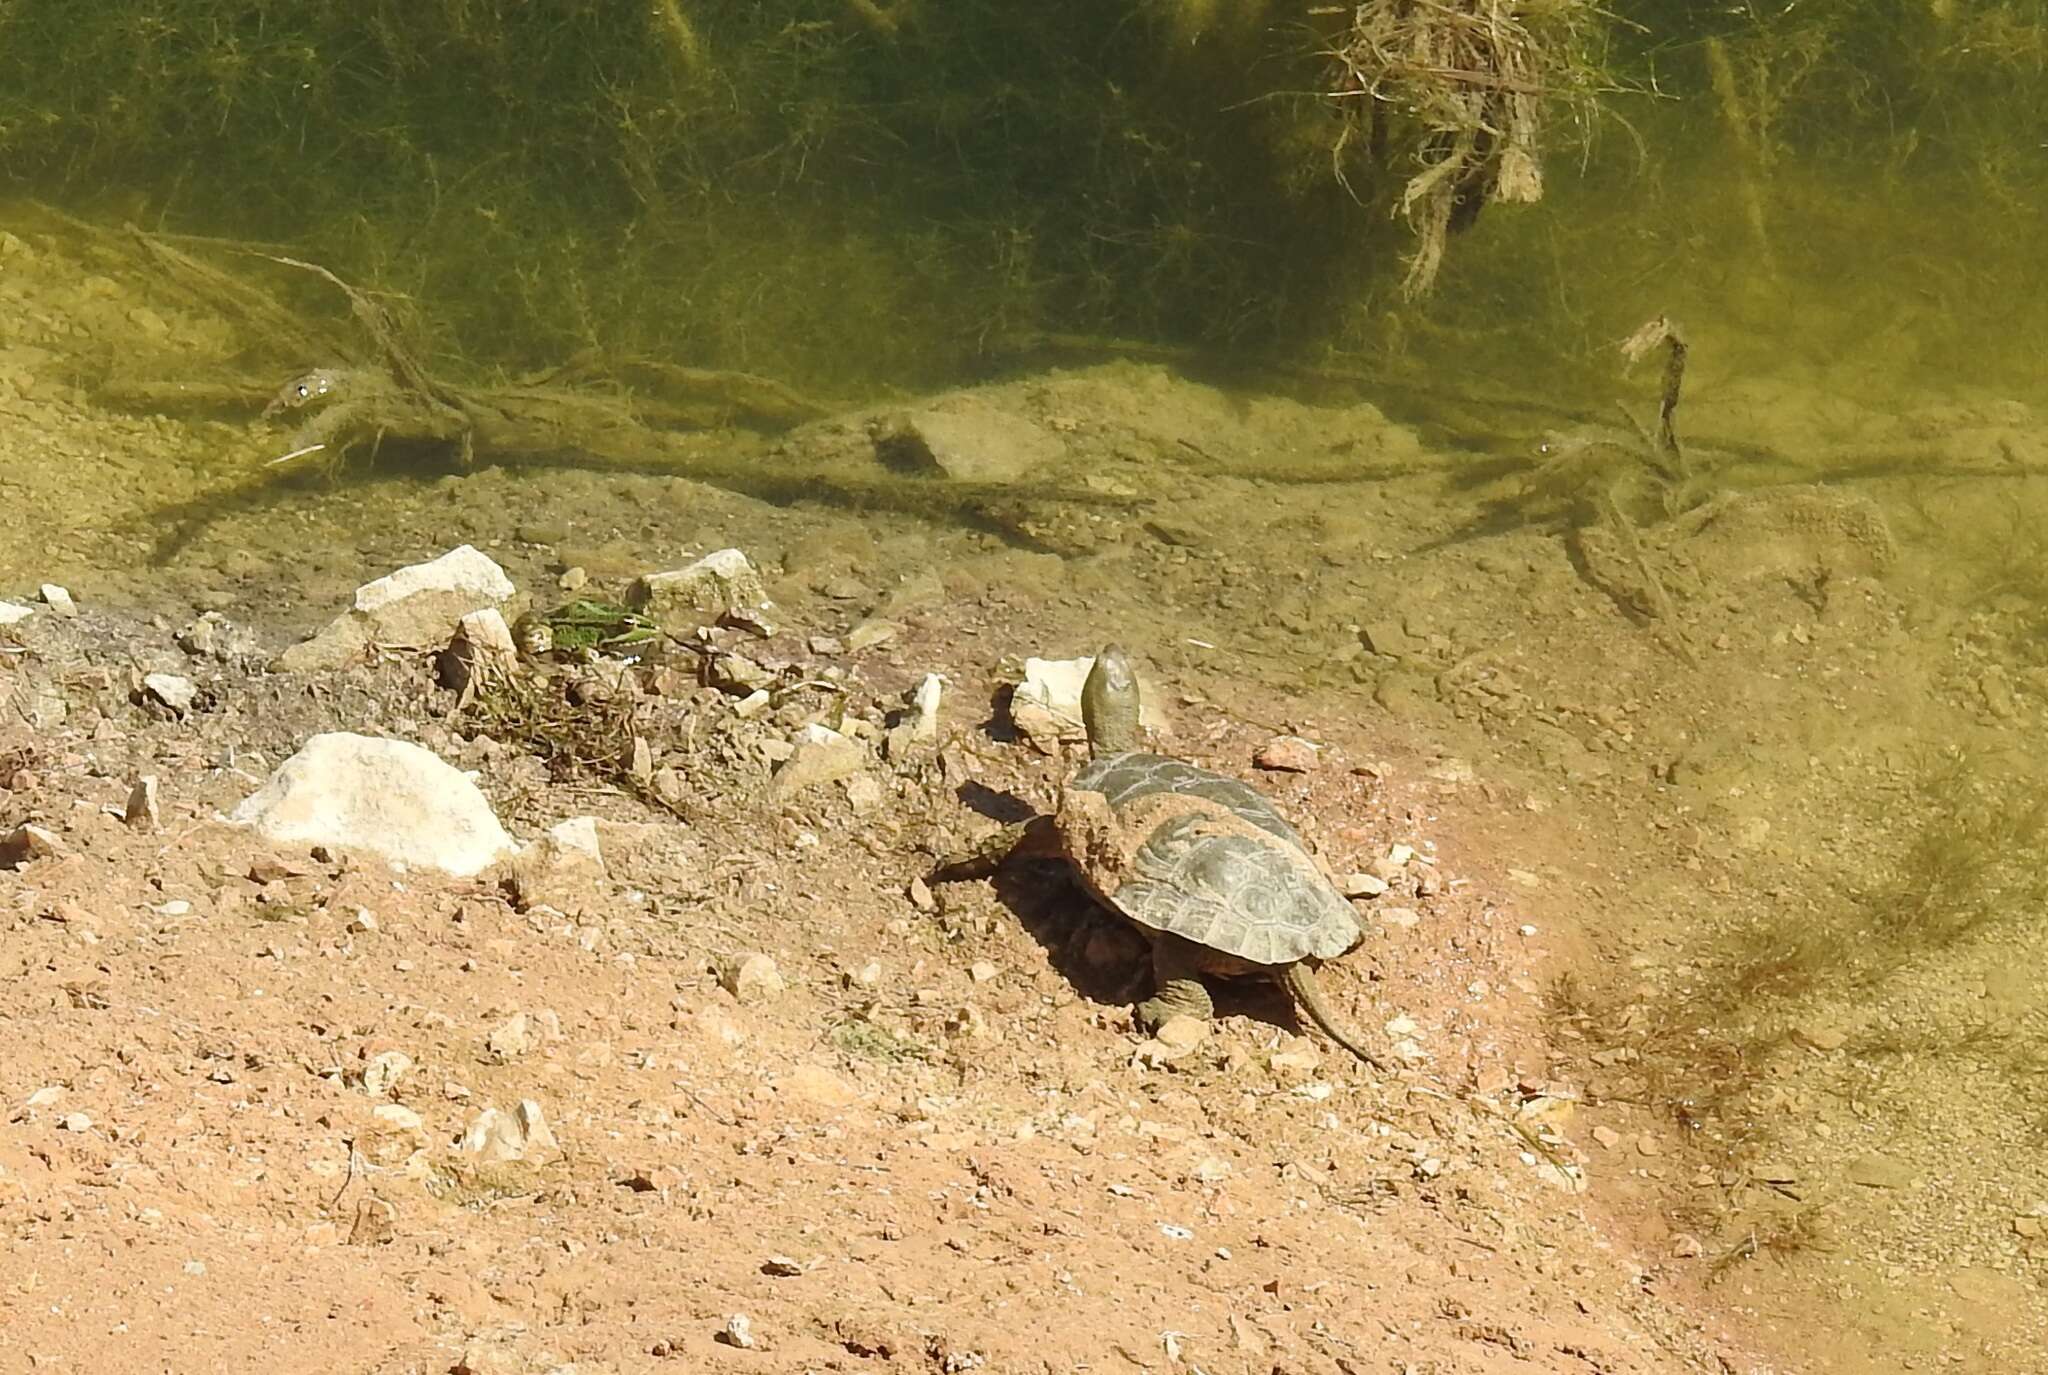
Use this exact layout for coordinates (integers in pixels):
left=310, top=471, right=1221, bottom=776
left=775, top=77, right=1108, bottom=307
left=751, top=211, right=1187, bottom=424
left=1080, top=643, right=1142, bottom=758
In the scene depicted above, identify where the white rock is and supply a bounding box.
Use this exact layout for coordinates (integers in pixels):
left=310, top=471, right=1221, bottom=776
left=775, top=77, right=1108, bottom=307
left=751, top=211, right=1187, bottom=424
left=459, top=1099, right=559, bottom=1164
left=628, top=548, right=767, bottom=624
left=277, top=546, right=515, bottom=671
left=1011, top=654, right=1166, bottom=753
left=0, top=601, right=33, bottom=625
left=352, top=545, right=516, bottom=647
left=546, top=816, right=603, bottom=865
left=38, top=584, right=76, bottom=618
left=229, top=732, right=518, bottom=877
left=1341, top=871, right=1388, bottom=899
left=143, top=673, right=198, bottom=714
left=503, top=816, right=607, bottom=914
left=911, top=673, right=943, bottom=740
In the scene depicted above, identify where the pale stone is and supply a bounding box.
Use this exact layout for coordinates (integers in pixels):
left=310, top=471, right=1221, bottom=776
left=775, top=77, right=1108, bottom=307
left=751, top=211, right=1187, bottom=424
left=143, top=673, right=197, bottom=714
left=722, top=952, right=784, bottom=1004
left=770, top=724, right=865, bottom=797
left=628, top=548, right=767, bottom=625
left=779, top=1064, right=859, bottom=1109
left=459, top=1099, right=559, bottom=1163
left=1011, top=654, right=1166, bottom=753
left=229, top=732, right=517, bottom=877
left=351, top=545, right=516, bottom=648
left=277, top=546, right=514, bottom=670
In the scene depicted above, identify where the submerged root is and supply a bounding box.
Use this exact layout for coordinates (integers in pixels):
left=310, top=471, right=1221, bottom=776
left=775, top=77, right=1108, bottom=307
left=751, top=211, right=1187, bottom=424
left=1325, top=0, right=1612, bottom=296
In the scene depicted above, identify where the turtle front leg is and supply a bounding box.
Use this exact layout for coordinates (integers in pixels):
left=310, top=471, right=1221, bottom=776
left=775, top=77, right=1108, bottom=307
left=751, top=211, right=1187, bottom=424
left=927, top=814, right=1059, bottom=882
left=1136, top=932, right=1214, bottom=1033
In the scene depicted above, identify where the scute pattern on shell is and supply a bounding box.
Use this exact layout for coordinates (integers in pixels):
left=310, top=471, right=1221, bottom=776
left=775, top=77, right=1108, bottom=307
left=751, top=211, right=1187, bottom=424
left=1072, top=753, right=1301, bottom=843
left=1065, top=751, right=1359, bottom=966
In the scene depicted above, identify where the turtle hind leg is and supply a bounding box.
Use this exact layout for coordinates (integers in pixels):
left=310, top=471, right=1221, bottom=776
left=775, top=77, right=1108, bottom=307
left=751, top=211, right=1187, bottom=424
left=928, top=814, right=1058, bottom=882
left=1136, top=932, right=1214, bottom=1033
left=1280, top=962, right=1386, bottom=1071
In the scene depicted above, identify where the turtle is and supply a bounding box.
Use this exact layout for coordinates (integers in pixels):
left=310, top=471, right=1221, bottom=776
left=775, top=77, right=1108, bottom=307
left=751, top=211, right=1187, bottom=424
left=933, top=643, right=1384, bottom=1069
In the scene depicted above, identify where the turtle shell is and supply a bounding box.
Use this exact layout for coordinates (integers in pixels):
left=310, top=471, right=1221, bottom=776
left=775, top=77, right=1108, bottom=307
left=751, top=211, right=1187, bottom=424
left=1061, top=751, right=1360, bottom=967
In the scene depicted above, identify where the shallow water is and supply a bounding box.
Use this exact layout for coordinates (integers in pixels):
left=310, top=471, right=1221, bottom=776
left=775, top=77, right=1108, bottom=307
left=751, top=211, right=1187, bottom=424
left=5, top=2, right=2048, bottom=1367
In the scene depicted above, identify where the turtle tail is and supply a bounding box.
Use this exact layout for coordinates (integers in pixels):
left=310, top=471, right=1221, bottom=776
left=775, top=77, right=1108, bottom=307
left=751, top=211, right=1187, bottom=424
left=1281, top=963, right=1386, bottom=1072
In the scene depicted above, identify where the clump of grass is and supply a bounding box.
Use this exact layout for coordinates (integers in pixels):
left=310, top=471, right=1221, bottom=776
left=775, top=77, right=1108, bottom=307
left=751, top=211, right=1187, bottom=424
left=462, top=667, right=642, bottom=788
left=830, top=1016, right=930, bottom=1064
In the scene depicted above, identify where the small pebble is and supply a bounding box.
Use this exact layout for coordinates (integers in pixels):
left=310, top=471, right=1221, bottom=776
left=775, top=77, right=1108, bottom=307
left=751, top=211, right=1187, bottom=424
left=1341, top=872, right=1388, bottom=899
left=1253, top=735, right=1320, bottom=773
left=722, top=952, right=784, bottom=1005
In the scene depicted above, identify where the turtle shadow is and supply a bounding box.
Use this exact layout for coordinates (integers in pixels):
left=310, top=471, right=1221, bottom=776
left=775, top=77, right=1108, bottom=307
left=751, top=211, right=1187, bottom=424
left=985, top=859, right=1317, bottom=1040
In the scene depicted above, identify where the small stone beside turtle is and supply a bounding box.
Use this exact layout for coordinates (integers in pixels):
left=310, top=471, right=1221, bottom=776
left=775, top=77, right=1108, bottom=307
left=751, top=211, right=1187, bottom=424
left=933, top=643, right=1384, bottom=1069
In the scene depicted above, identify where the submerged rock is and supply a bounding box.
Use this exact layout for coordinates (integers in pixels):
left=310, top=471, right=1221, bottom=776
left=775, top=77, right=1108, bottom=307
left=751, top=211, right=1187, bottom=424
left=872, top=395, right=1066, bottom=484
left=229, top=731, right=518, bottom=877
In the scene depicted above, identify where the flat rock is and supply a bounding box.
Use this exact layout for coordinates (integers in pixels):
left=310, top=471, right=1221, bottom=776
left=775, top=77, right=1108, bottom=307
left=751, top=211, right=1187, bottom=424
left=722, top=952, right=785, bottom=1005
left=229, top=732, right=518, bottom=877
left=0, top=601, right=33, bottom=626
left=1845, top=1153, right=1916, bottom=1190
left=1253, top=735, right=1320, bottom=773
left=143, top=672, right=198, bottom=714
left=780, top=1064, right=858, bottom=1109
left=353, top=544, right=516, bottom=647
